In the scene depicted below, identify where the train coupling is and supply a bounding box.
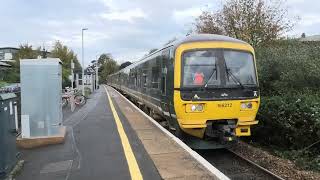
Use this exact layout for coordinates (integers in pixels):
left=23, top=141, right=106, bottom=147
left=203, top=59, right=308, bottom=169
left=205, top=120, right=237, bottom=142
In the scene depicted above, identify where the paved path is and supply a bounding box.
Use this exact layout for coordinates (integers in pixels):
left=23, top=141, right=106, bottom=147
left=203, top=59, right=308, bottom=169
left=17, top=88, right=160, bottom=180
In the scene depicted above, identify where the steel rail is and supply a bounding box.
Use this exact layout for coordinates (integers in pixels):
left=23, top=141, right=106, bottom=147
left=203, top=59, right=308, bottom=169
left=227, top=149, right=284, bottom=180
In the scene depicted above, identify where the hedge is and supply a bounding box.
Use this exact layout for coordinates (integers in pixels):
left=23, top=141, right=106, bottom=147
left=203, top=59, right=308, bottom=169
left=248, top=40, right=320, bottom=170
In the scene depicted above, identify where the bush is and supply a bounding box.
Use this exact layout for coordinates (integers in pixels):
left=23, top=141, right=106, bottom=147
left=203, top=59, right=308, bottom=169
left=251, top=93, right=320, bottom=150
left=250, top=40, right=320, bottom=171
left=0, top=81, right=8, bottom=88
left=275, top=149, right=320, bottom=171
left=256, top=40, right=320, bottom=96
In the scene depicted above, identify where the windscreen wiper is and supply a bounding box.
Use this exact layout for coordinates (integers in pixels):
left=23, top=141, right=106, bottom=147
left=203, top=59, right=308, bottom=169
left=225, top=64, right=245, bottom=89
left=203, top=64, right=217, bottom=88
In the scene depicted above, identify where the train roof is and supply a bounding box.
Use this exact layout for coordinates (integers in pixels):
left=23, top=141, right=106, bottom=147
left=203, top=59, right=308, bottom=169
left=168, top=34, right=248, bottom=47
left=143, top=34, right=248, bottom=61
left=110, top=34, right=249, bottom=76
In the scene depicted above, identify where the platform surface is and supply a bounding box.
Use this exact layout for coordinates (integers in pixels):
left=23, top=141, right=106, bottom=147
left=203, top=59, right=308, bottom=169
left=16, top=86, right=225, bottom=180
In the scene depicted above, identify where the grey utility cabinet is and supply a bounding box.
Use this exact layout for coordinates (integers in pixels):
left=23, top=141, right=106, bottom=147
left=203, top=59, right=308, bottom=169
left=20, top=59, right=63, bottom=137
left=0, top=93, right=18, bottom=178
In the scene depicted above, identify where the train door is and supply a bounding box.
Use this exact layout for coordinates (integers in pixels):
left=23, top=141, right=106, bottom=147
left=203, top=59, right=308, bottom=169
left=160, top=49, right=174, bottom=128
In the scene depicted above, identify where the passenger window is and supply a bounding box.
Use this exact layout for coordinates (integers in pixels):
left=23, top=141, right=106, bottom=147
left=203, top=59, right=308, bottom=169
left=135, top=72, right=138, bottom=87
left=143, top=73, right=147, bottom=87
left=161, top=76, right=166, bottom=95
left=151, top=67, right=159, bottom=89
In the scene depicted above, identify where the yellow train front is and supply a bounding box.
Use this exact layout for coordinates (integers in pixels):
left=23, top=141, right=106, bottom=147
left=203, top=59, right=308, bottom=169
left=108, top=34, right=260, bottom=149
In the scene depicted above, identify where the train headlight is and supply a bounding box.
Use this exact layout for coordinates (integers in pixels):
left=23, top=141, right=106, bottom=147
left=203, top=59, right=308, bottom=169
left=187, top=104, right=204, bottom=113
left=191, top=105, right=197, bottom=111
left=240, top=102, right=253, bottom=109
left=196, top=104, right=204, bottom=111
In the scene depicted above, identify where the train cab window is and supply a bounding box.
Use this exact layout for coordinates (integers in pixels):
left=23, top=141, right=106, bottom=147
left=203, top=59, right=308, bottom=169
left=224, top=51, right=257, bottom=85
left=183, top=50, right=218, bottom=87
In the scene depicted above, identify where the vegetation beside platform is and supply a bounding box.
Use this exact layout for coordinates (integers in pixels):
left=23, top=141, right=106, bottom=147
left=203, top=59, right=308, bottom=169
left=251, top=40, right=320, bottom=171
left=194, top=0, right=320, bottom=172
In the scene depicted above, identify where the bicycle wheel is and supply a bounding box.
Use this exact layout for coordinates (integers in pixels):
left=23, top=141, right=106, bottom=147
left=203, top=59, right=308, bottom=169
left=75, top=95, right=86, bottom=106
left=62, top=98, right=68, bottom=107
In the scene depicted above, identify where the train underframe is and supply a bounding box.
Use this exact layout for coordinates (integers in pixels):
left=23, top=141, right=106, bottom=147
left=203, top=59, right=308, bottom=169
left=117, top=88, right=256, bottom=149
left=176, top=120, right=240, bottom=149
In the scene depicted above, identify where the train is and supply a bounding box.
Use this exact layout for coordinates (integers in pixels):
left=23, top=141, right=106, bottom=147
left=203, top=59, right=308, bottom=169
left=107, top=34, right=260, bottom=149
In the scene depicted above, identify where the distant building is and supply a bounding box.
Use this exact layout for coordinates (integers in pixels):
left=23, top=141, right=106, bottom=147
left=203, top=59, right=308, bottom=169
left=0, top=47, right=19, bottom=60
left=0, top=46, right=51, bottom=61
left=299, top=35, right=320, bottom=41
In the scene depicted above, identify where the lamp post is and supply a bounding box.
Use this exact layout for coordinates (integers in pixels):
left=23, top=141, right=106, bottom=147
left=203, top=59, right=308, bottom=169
left=96, top=62, right=99, bottom=89
left=81, top=28, right=88, bottom=96
left=91, top=59, right=99, bottom=90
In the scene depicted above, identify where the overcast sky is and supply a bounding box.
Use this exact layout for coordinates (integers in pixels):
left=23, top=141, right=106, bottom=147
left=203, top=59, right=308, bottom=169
left=0, top=0, right=319, bottom=66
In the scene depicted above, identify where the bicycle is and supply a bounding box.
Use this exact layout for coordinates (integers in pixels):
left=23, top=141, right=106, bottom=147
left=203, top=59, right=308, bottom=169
left=62, top=88, right=86, bottom=107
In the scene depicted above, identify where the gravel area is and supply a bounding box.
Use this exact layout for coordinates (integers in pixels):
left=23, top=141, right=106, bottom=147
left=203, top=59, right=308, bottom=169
left=230, top=141, right=320, bottom=180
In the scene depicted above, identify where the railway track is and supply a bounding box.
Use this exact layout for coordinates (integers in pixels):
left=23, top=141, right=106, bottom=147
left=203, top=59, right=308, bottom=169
left=197, top=148, right=284, bottom=180
left=116, top=88, right=284, bottom=180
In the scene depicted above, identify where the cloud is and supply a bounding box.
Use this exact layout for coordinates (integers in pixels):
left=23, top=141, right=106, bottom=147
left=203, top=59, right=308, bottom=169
left=173, top=7, right=202, bottom=23
left=0, top=0, right=319, bottom=67
left=299, top=14, right=320, bottom=26
left=100, top=8, right=147, bottom=23
left=49, top=31, right=110, bottom=48
left=99, top=0, right=114, bottom=7
left=47, top=20, right=64, bottom=27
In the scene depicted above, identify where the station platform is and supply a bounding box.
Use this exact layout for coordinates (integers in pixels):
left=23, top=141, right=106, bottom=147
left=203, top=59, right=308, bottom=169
left=16, top=85, right=227, bottom=180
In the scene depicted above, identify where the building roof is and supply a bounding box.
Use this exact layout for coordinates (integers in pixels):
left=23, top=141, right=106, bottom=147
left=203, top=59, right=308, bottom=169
left=84, top=66, right=96, bottom=75
left=20, top=58, right=62, bottom=65
left=0, top=47, right=19, bottom=51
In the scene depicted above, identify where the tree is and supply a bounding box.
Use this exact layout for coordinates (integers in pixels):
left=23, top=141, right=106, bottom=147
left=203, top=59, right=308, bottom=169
left=97, top=53, right=113, bottom=65
left=3, top=44, right=41, bottom=83
left=194, top=12, right=224, bottom=35
left=14, top=44, right=40, bottom=60
left=50, top=41, right=82, bottom=87
left=97, top=53, right=118, bottom=83
left=119, top=61, right=132, bottom=70
left=194, top=0, right=295, bottom=46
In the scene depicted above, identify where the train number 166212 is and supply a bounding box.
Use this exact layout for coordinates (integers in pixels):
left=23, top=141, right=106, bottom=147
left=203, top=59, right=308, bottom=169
left=217, top=103, right=232, bottom=108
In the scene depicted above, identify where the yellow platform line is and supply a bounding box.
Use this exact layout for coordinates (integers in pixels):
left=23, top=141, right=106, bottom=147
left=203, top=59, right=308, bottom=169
left=104, top=86, right=143, bottom=180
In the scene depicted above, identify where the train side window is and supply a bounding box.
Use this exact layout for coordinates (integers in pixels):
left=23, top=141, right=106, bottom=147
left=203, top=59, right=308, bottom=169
left=161, top=76, right=166, bottom=95
left=143, top=73, right=147, bottom=87
left=151, top=67, right=159, bottom=89
left=134, top=72, right=138, bottom=87
left=129, top=70, right=134, bottom=88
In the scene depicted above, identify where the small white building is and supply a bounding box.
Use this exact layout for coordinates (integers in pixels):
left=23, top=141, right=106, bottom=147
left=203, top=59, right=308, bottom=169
left=76, top=66, right=97, bottom=93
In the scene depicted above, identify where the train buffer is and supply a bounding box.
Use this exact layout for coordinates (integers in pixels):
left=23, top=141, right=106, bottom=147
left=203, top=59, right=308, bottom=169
left=15, top=85, right=229, bottom=180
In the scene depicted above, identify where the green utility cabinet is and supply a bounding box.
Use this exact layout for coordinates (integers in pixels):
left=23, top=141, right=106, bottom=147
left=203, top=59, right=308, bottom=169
left=0, top=93, right=18, bottom=179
